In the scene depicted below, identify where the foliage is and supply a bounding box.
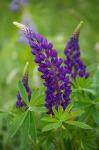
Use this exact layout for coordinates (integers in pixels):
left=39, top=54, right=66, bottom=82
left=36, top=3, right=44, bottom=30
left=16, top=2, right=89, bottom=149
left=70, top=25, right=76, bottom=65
left=1, top=65, right=99, bottom=149
left=0, top=0, right=99, bottom=150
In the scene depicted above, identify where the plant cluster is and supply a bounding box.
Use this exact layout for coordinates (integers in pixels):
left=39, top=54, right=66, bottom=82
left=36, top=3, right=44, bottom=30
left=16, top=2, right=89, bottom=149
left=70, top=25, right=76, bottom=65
left=0, top=21, right=99, bottom=150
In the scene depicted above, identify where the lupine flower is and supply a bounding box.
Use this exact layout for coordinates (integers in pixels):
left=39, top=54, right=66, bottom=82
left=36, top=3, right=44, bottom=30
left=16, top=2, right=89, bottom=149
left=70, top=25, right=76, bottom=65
left=18, top=13, right=37, bottom=44
left=64, top=21, right=89, bottom=79
left=13, top=22, right=71, bottom=114
left=16, top=62, right=31, bottom=108
left=9, top=0, right=28, bottom=11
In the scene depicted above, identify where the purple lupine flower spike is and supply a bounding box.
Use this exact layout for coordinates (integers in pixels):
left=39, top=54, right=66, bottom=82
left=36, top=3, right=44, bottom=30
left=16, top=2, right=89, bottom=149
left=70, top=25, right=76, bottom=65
left=64, top=21, right=89, bottom=79
left=9, top=0, right=28, bottom=11
left=16, top=62, right=31, bottom=108
left=13, top=22, right=71, bottom=114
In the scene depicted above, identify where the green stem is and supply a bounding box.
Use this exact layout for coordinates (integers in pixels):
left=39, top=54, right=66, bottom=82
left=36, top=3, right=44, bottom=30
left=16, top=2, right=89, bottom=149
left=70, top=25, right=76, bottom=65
left=42, top=144, right=46, bottom=150
left=59, top=127, right=65, bottom=150
left=33, top=143, right=38, bottom=150
left=60, top=138, right=65, bottom=150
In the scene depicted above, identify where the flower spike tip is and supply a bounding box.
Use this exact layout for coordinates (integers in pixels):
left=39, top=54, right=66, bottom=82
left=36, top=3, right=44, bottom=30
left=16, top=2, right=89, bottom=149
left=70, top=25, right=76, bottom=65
left=13, top=21, right=28, bottom=31
left=23, top=61, right=29, bottom=76
left=74, top=21, right=84, bottom=35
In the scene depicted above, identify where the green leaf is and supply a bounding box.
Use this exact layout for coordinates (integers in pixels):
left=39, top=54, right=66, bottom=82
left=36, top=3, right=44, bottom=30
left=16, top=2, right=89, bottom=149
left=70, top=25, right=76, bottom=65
left=0, top=109, right=13, bottom=116
left=92, top=70, right=99, bottom=95
left=61, top=108, right=84, bottom=122
left=65, top=103, right=73, bottom=113
left=81, top=131, right=97, bottom=150
left=41, top=116, right=58, bottom=123
left=29, top=106, right=47, bottom=113
left=60, top=112, right=70, bottom=122
left=42, top=122, right=62, bottom=132
left=29, top=89, right=39, bottom=106
left=87, top=63, right=97, bottom=72
left=20, top=111, right=30, bottom=149
left=92, top=107, right=99, bottom=126
left=60, top=104, right=75, bottom=122
left=35, top=98, right=45, bottom=105
left=0, top=109, right=8, bottom=114
left=70, top=110, right=84, bottom=117
left=82, top=88, right=96, bottom=95
left=52, top=107, right=59, bottom=119
left=18, top=80, right=29, bottom=106
left=65, top=121, right=92, bottom=129
left=9, top=111, right=28, bottom=138
left=58, top=106, right=63, bottom=118
left=73, top=88, right=95, bottom=95
left=29, top=89, right=45, bottom=107
left=29, top=112, right=37, bottom=143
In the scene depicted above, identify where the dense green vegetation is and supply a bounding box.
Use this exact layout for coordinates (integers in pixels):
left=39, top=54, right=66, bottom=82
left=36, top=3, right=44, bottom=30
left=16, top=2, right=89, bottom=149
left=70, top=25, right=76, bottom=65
left=0, top=0, right=99, bottom=150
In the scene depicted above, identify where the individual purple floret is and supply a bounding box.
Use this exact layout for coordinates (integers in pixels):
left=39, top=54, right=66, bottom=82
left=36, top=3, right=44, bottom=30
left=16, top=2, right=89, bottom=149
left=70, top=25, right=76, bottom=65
left=64, top=21, right=89, bottom=80
left=13, top=22, right=71, bottom=114
left=16, top=62, right=31, bottom=108
left=9, top=0, right=28, bottom=11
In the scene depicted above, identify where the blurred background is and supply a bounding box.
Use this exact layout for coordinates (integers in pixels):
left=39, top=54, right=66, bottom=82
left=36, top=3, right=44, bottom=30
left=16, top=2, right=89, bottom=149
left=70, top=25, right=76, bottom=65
left=0, top=0, right=99, bottom=149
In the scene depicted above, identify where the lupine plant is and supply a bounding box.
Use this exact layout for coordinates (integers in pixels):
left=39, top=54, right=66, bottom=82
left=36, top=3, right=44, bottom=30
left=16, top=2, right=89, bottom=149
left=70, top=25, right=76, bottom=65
left=1, top=21, right=99, bottom=150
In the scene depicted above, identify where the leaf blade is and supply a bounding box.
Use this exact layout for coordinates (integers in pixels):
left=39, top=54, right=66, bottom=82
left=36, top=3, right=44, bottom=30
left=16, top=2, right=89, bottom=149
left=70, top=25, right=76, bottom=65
left=65, top=121, right=92, bottom=129
left=42, top=122, right=62, bottom=132
left=9, top=111, right=28, bottom=138
left=29, top=112, right=37, bottom=143
left=18, top=80, right=29, bottom=106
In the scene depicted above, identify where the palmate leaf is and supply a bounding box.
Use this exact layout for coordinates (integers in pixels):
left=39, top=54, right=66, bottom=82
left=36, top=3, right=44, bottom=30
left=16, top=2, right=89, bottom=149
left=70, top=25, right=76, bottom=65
left=81, top=132, right=97, bottom=150
left=72, top=129, right=97, bottom=150
left=18, top=80, right=29, bottom=106
left=72, top=76, right=92, bottom=89
left=9, top=111, right=28, bottom=138
left=79, top=130, right=97, bottom=150
left=71, top=76, right=95, bottom=97
left=42, top=103, right=91, bottom=132
left=9, top=110, right=38, bottom=146
left=20, top=111, right=38, bottom=144
left=52, top=104, right=84, bottom=122
left=42, top=121, right=62, bottom=132
left=65, top=120, right=92, bottom=129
